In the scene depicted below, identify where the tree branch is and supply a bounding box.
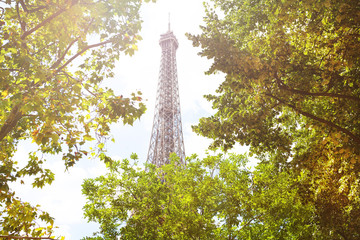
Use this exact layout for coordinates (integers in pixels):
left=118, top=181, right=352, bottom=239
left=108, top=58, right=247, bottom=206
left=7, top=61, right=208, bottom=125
left=31, top=42, right=56, bottom=57
left=266, top=93, right=360, bottom=146
left=0, top=235, right=59, bottom=240
left=50, top=18, right=94, bottom=69
left=0, top=68, right=24, bottom=72
left=0, top=7, right=5, bottom=19
left=20, top=6, right=68, bottom=40
left=0, top=104, right=23, bottom=142
left=61, top=71, right=98, bottom=97
left=239, top=213, right=264, bottom=230
left=282, top=85, right=360, bottom=102
left=50, top=37, right=79, bottom=69
left=56, top=39, right=112, bottom=72
left=18, top=0, right=29, bottom=12
left=19, top=0, right=48, bottom=14
left=275, top=75, right=360, bottom=102
left=16, top=2, right=25, bottom=33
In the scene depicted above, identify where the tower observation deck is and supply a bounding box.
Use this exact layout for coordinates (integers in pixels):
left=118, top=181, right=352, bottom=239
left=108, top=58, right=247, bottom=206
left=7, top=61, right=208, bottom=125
left=146, top=26, right=185, bottom=167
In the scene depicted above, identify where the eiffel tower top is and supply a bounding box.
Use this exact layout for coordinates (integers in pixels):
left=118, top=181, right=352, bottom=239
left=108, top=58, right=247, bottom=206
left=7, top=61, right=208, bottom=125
left=159, top=31, right=178, bottom=49
left=159, top=13, right=178, bottom=49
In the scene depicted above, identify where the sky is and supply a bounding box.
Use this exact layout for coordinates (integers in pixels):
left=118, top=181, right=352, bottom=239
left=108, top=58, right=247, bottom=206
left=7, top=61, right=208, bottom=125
left=11, top=0, right=247, bottom=239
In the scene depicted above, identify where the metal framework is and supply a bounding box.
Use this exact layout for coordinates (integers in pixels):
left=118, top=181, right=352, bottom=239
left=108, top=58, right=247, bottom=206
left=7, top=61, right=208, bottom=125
left=147, top=26, right=185, bottom=167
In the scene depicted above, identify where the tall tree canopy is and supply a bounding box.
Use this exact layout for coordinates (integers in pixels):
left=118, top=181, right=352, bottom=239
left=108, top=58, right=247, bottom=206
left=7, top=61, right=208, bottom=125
left=188, top=0, right=360, bottom=238
left=0, top=0, right=152, bottom=237
left=82, top=153, right=321, bottom=240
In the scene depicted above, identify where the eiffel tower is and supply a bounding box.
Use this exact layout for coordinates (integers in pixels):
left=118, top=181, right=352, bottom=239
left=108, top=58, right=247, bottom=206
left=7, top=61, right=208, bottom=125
left=147, top=22, right=185, bottom=167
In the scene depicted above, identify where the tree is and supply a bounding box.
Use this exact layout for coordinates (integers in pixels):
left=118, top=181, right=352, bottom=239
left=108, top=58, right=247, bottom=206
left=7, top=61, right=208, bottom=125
left=0, top=0, right=152, bottom=237
left=187, top=0, right=360, bottom=238
left=82, top=153, right=321, bottom=239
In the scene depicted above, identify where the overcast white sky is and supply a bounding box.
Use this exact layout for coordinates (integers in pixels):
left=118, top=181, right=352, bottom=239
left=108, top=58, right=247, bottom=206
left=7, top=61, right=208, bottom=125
left=11, top=0, right=248, bottom=239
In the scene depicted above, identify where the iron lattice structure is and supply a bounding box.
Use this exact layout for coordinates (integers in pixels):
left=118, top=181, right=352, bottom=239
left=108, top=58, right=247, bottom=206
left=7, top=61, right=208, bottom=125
left=147, top=27, right=185, bottom=167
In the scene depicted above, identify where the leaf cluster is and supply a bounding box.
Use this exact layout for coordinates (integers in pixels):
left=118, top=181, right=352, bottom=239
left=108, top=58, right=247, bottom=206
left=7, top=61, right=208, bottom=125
left=82, top=153, right=319, bottom=239
left=188, top=0, right=360, bottom=238
left=0, top=0, right=152, bottom=237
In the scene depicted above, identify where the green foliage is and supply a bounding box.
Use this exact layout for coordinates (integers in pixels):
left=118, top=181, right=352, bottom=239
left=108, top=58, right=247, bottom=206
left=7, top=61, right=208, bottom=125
left=82, top=153, right=319, bottom=239
left=0, top=198, right=56, bottom=238
left=0, top=0, right=152, bottom=237
left=188, top=0, right=360, bottom=238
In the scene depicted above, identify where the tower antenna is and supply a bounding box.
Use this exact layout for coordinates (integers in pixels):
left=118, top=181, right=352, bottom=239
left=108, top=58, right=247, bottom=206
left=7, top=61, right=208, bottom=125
left=168, top=13, right=170, bottom=32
